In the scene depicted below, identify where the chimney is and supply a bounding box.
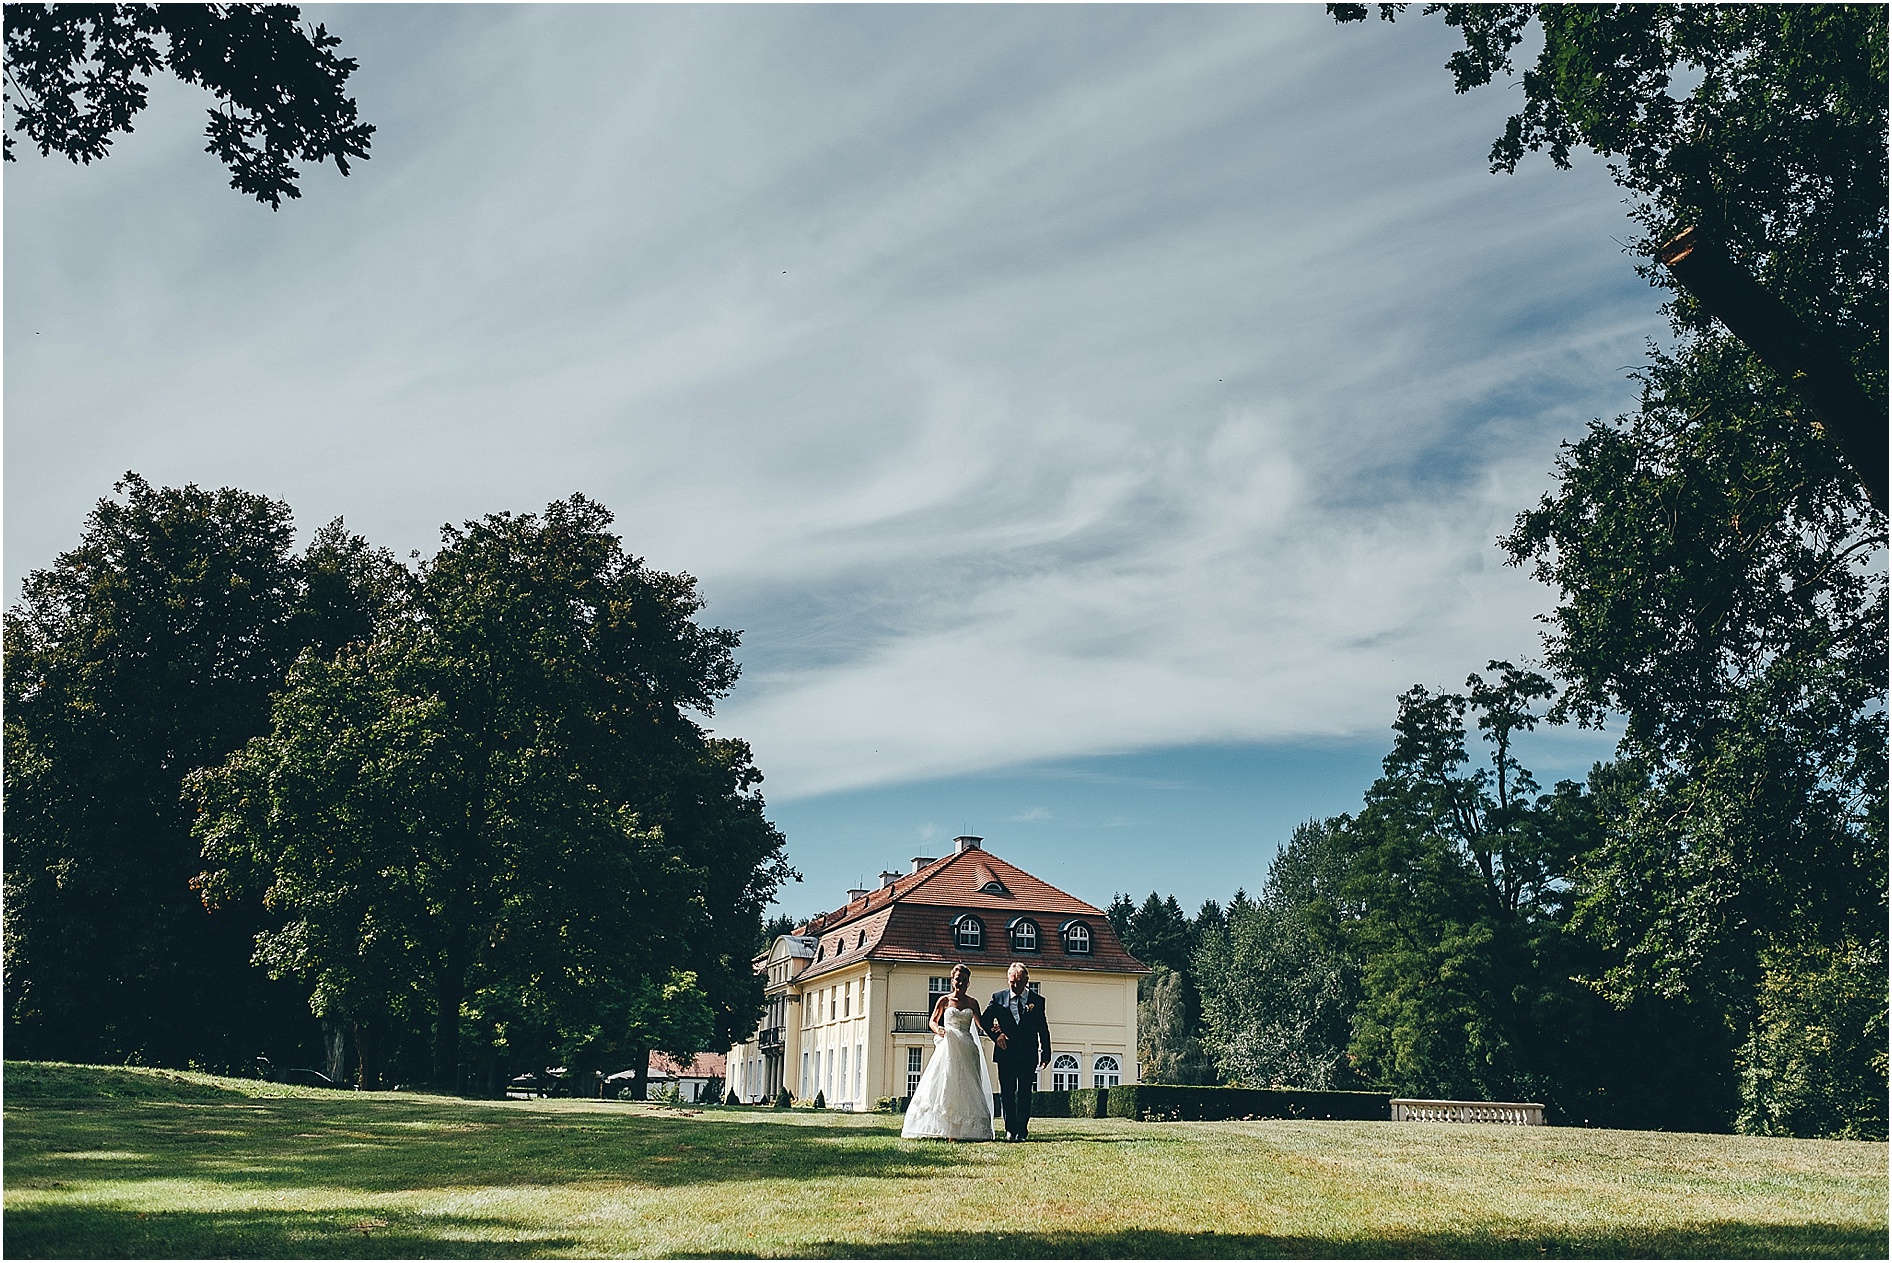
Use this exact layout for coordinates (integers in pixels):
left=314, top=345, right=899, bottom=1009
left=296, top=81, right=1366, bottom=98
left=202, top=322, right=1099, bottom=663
left=878, top=870, right=901, bottom=889
left=954, top=835, right=983, bottom=854
left=910, top=855, right=936, bottom=874
left=846, top=887, right=869, bottom=902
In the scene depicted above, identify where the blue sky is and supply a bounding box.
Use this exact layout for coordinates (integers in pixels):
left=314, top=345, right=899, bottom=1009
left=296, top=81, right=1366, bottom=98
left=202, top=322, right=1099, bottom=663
left=6, top=4, right=1649, bottom=913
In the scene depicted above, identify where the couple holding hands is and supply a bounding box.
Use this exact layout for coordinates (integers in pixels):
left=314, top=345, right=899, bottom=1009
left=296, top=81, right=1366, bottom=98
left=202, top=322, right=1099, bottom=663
left=901, top=961, right=1052, bottom=1142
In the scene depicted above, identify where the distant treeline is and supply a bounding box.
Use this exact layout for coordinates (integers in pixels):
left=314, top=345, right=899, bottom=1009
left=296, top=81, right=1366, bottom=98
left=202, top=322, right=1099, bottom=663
left=4, top=476, right=792, bottom=1093
left=1114, top=668, right=1887, bottom=1140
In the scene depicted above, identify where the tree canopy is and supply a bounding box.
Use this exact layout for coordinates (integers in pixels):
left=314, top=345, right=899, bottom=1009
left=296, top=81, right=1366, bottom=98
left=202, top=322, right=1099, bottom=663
left=7, top=479, right=791, bottom=1093
left=1318, top=3, right=1886, bottom=1137
left=192, top=495, right=791, bottom=1090
left=4, top=2, right=374, bottom=207
left=3, top=474, right=385, bottom=1066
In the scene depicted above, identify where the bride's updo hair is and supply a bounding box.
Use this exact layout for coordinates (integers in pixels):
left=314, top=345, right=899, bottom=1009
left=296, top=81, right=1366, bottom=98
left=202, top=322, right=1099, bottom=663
left=950, top=963, right=971, bottom=987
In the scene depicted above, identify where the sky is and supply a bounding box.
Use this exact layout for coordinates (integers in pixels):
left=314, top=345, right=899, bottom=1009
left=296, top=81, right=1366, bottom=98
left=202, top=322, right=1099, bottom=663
left=4, top=3, right=1657, bottom=914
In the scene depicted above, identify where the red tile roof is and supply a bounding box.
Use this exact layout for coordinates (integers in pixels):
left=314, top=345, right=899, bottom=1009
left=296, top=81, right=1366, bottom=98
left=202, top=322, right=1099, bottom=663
left=649, top=1051, right=726, bottom=1078
left=793, top=846, right=1147, bottom=982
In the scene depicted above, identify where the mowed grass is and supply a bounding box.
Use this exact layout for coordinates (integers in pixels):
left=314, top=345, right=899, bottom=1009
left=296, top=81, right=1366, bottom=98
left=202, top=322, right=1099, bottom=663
left=4, top=1062, right=1885, bottom=1258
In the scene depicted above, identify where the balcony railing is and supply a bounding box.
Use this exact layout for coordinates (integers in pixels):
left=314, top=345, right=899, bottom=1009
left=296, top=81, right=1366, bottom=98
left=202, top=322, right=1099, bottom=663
left=893, top=1011, right=932, bottom=1033
left=758, top=1026, right=783, bottom=1050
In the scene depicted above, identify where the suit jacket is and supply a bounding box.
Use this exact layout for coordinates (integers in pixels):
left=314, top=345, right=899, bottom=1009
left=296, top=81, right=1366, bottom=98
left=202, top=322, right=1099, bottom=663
left=983, top=987, right=1051, bottom=1068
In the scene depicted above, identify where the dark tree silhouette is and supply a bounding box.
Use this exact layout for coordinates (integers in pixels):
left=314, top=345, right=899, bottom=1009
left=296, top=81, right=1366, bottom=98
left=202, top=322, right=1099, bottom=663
left=4, top=3, right=373, bottom=207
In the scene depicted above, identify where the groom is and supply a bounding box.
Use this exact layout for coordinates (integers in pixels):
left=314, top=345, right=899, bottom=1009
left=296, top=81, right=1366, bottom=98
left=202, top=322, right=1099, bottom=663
left=983, top=962, right=1052, bottom=1141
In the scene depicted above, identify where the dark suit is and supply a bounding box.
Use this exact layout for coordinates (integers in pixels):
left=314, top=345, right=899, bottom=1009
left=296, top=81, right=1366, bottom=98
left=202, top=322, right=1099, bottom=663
left=983, top=986, right=1051, bottom=1139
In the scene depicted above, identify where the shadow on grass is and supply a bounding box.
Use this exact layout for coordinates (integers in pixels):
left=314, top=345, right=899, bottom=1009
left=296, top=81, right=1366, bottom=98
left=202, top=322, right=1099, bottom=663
left=755, top=1223, right=1891, bottom=1259
left=2, top=1202, right=578, bottom=1259
left=6, top=1097, right=965, bottom=1195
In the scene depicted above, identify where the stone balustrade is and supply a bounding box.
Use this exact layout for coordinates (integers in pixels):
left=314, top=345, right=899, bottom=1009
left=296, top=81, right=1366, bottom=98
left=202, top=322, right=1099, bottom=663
left=1390, top=1097, right=1544, bottom=1125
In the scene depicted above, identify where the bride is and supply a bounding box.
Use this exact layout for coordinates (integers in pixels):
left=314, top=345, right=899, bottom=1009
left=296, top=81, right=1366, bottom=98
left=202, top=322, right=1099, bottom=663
left=901, top=963, right=996, bottom=1141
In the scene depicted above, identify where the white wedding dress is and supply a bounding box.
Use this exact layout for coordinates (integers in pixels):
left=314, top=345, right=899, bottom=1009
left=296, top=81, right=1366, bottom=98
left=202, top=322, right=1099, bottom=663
left=901, top=1004, right=996, bottom=1140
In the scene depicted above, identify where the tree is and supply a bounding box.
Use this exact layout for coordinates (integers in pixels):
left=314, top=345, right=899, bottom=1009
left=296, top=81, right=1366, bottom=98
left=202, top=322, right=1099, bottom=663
left=1196, top=821, right=1362, bottom=1090
left=3, top=474, right=384, bottom=1067
left=759, top=912, right=801, bottom=949
left=1736, top=939, right=1888, bottom=1141
left=1328, top=5, right=1884, bottom=376
left=1334, top=664, right=1600, bottom=1109
left=1117, top=892, right=1194, bottom=974
left=193, top=495, right=791, bottom=1089
left=1334, top=1, right=1887, bottom=1137
left=1137, top=965, right=1216, bottom=1085
left=5, top=2, right=374, bottom=207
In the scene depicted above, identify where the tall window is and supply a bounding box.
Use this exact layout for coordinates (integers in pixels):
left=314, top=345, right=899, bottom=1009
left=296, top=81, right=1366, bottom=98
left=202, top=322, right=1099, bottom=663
left=844, top=982, right=851, bottom=1017
left=855, top=1042, right=864, bottom=1101
left=801, top=1052, right=810, bottom=1099
left=1063, top=920, right=1093, bottom=954
left=1052, top=1053, right=1080, bottom=1092
left=829, top=988, right=837, bottom=1021
left=1093, top=1054, right=1121, bottom=1088
left=839, top=1047, right=848, bottom=1102
left=1009, top=918, right=1040, bottom=953
left=907, top=1046, right=923, bottom=1097
left=955, top=914, right=984, bottom=950
left=929, top=976, right=951, bottom=1005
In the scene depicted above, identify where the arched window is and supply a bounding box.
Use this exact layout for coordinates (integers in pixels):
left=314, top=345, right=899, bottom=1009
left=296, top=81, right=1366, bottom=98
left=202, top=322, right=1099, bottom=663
left=1051, top=1053, right=1081, bottom=1092
left=1062, top=920, right=1093, bottom=955
left=953, top=914, right=984, bottom=951
left=816, top=944, right=826, bottom=961
left=856, top=930, right=867, bottom=949
left=1008, top=918, right=1040, bottom=953
left=1092, top=1054, right=1120, bottom=1089
left=980, top=879, right=1009, bottom=895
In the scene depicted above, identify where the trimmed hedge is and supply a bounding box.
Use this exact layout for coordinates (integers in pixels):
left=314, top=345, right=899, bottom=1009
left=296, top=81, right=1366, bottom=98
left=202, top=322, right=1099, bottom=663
left=1068, top=1087, right=1108, bottom=1118
left=1106, top=1084, right=1392, bottom=1122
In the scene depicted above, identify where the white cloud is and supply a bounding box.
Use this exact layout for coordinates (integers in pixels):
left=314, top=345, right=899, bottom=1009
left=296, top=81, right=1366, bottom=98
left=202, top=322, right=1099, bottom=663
left=5, top=5, right=1660, bottom=802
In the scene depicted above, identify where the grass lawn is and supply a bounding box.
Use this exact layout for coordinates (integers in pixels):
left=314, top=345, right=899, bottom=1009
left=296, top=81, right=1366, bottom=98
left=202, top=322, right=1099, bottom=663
left=3, top=1061, right=1885, bottom=1258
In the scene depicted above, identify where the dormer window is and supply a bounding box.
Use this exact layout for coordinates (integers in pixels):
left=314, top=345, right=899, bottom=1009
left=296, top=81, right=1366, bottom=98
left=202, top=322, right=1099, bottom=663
left=980, top=879, right=1009, bottom=895
left=1062, top=920, right=1093, bottom=955
left=1008, top=918, right=1040, bottom=953
left=856, top=930, right=866, bottom=949
left=953, top=913, right=985, bottom=951
left=816, top=944, right=826, bottom=961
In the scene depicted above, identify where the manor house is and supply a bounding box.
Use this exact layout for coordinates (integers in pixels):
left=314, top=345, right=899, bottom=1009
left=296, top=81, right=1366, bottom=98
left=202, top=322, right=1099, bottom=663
left=728, top=836, right=1149, bottom=1107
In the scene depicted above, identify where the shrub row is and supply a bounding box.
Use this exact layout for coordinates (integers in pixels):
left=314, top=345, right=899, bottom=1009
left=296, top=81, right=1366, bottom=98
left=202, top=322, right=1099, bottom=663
left=1105, top=1085, right=1392, bottom=1122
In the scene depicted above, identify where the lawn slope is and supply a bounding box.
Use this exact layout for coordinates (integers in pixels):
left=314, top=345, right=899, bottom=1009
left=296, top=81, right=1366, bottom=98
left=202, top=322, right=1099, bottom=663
left=4, top=1062, right=1884, bottom=1258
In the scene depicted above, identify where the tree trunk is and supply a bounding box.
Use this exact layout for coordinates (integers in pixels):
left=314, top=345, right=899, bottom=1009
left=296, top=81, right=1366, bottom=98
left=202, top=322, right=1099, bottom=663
left=354, top=1018, right=380, bottom=1090
left=321, top=1018, right=347, bottom=1082
left=1658, top=226, right=1888, bottom=514
left=432, top=946, right=467, bottom=1089
left=629, top=1043, right=650, bottom=1100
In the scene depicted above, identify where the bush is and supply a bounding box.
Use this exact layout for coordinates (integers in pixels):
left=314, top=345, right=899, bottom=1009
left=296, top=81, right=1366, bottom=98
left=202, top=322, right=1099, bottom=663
left=725, top=1088, right=741, bottom=1106
left=812, top=1090, right=826, bottom=1110
left=1029, top=1090, right=1071, bottom=1117
left=1068, top=1087, right=1108, bottom=1118
left=1737, top=940, right=1889, bottom=1140
left=773, top=1086, right=792, bottom=1109
left=1106, top=1084, right=1391, bottom=1122
left=872, top=1096, right=907, bottom=1114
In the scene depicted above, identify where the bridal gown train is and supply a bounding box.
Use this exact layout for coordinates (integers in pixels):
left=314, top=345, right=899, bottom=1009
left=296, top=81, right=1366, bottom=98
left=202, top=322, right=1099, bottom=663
left=900, top=1005, right=996, bottom=1140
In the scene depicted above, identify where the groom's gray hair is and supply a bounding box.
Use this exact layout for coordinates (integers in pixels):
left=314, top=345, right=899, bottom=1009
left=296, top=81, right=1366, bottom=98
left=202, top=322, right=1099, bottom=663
left=1008, top=962, right=1029, bottom=979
